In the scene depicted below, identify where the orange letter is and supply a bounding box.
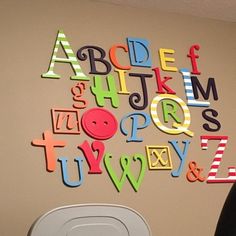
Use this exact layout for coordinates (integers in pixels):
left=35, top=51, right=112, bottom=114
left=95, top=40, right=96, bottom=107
left=109, top=44, right=131, bottom=70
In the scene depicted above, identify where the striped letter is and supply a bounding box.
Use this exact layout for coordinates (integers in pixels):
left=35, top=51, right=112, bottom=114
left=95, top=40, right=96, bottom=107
left=150, top=94, right=194, bottom=137
left=42, top=30, right=89, bottom=80
left=180, top=68, right=209, bottom=107
left=201, top=136, right=236, bottom=183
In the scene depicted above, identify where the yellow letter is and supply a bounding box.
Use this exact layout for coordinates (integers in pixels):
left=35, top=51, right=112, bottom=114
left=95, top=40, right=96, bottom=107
left=159, top=48, right=178, bottom=72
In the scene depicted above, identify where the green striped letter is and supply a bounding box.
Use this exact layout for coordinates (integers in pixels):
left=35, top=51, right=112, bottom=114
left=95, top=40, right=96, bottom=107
left=42, top=30, right=89, bottom=80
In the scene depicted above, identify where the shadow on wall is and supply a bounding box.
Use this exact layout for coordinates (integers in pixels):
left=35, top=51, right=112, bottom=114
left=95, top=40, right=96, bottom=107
left=215, top=183, right=236, bottom=236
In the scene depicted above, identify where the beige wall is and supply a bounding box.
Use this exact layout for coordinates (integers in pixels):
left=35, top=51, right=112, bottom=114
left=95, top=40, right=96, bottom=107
left=1, top=0, right=236, bottom=235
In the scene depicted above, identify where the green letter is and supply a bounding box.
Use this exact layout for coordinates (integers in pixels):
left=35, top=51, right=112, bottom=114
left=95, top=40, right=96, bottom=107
left=42, top=29, right=89, bottom=80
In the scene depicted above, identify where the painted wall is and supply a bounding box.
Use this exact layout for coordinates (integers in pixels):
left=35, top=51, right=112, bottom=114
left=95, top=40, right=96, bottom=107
left=1, top=0, right=236, bottom=235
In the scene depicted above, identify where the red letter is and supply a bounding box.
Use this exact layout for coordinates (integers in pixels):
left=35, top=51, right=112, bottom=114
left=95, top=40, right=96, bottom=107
left=201, top=135, right=236, bottom=183
left=78, top=140, right=105, bottom=174
left=152, top=67, right=176, bottom=94
left=187, top=44, right=201, bottom=75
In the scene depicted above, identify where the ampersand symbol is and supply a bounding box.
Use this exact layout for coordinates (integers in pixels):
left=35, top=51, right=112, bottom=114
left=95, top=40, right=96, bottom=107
left=71, top=82, right=87, bottom=109
left=186, top=161, right=205, bottom=182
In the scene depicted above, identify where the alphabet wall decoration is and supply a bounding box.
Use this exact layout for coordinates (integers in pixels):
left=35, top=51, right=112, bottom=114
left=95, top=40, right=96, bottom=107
left=32, top=30, right=234, bottom=191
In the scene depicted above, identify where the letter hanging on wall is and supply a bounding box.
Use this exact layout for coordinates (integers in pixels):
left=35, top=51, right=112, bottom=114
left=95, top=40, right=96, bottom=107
left=32, top=30, right=234, bottom=191
left=42, top=30, right=89, bottom=80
